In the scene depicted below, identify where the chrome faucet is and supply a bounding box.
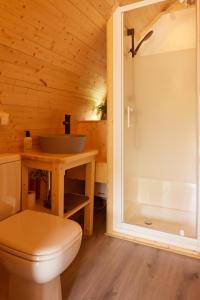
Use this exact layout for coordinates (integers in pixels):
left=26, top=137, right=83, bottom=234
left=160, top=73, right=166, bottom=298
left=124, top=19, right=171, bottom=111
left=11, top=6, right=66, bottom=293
left=63, top=114, right=71, bottom=134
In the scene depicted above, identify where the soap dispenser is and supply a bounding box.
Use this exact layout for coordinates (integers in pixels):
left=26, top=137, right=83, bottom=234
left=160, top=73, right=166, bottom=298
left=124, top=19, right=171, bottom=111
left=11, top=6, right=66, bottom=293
left=24, top=130, right=32, bottom=152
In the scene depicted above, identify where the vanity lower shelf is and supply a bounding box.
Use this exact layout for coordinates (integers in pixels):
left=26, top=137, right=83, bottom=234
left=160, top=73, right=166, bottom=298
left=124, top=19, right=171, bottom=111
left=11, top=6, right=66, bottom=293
left=64, top=193, right=89, bottom=218
left=22, top=150, right=97, bottom=235
left=30, top=193, right=89, bottom=219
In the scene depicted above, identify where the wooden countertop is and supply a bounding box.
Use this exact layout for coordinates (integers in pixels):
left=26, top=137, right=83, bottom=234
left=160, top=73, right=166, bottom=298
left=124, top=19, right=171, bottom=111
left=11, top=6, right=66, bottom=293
left=0, top=153, right=21, bottom=164
left=21, top=150, right=98, bottom=163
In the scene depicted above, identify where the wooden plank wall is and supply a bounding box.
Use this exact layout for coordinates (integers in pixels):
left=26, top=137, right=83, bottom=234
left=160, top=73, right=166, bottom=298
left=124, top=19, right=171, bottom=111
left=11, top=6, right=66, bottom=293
left=0, top=0, right=116, bottom=152
left=68, top=120, right=107, bottom=183
left=73, top=120, right=107, bottom=162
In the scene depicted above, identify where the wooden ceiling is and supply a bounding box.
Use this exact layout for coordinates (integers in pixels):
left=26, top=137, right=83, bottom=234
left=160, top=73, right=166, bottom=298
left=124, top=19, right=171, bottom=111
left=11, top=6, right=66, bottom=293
left=123, top=0, right=189, bottom=39
left=0, top=0, right=187, bottom=152
left=0, top=0, right=116, bottom=151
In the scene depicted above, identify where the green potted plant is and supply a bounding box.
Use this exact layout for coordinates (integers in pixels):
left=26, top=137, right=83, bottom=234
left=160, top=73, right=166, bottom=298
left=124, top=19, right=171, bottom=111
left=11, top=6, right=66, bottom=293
left=96, top=98, right=107, bottom=120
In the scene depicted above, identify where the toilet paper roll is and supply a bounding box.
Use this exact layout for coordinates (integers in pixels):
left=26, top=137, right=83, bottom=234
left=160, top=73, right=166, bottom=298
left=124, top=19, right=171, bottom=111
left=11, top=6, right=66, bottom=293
left=27, top=191, right=36, bottom=208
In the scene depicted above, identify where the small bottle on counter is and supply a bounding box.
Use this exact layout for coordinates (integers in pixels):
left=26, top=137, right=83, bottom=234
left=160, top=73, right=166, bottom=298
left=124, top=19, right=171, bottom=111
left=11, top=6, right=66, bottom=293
left=24, top=130, right=32, bottom=152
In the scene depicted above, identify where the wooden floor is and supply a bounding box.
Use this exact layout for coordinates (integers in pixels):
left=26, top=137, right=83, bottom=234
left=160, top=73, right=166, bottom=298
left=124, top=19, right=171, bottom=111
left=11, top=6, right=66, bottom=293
left=61, top=209, right=200, bottom=300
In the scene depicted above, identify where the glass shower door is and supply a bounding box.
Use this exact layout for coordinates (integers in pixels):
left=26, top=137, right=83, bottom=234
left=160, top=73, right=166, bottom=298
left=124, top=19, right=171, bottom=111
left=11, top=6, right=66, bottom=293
left=122, top=3, right=197, bottom=238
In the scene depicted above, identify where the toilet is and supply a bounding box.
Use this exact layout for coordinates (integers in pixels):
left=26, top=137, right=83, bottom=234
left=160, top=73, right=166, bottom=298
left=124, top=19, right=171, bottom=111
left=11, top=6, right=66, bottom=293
left=0, top=155, right=82, bottom=300
left=0, top=210, right=82, bottom=300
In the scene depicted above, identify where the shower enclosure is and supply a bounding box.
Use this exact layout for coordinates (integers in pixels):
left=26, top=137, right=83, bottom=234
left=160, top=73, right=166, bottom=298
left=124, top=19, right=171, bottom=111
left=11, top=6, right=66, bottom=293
left=107, top=0, right=200, bottom=254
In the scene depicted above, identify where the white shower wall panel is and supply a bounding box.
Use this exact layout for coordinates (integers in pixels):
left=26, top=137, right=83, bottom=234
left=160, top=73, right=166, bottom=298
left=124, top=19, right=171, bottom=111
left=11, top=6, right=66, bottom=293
left=124, top=177, right=196, bottom=230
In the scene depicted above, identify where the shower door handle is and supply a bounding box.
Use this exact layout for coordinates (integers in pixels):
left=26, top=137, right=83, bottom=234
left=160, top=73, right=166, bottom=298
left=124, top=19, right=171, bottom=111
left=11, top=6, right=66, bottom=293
left=127, top=106, right=134, bottom=128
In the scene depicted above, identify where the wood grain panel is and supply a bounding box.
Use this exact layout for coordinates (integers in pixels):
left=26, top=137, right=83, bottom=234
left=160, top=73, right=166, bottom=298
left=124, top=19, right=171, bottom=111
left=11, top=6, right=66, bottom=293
left=124, top=0, right=177, bottom=38
left=73, top=120, right=107, bottom=162
left=0, top=0, right=182, bottom=153
left=0, top=0, right=109, bottom=152
left=68, top=120, right=107, bottom=183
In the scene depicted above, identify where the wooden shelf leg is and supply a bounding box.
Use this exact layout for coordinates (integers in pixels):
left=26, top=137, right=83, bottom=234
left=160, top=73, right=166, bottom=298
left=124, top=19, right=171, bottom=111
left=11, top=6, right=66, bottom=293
left=84, top=160, right=95, bottom=235
left=21, top=162, right=29, bottom=210
left=51, top=163, right=65, bottom=217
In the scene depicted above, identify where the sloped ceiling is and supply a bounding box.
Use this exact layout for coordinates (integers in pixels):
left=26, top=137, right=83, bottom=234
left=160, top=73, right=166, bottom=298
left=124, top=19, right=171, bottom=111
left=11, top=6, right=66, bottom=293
left=123, top=0, right=188, bottom=39
left=0, top=0, right=116, bottom=151
left=0, top=0, right=185, bottom=152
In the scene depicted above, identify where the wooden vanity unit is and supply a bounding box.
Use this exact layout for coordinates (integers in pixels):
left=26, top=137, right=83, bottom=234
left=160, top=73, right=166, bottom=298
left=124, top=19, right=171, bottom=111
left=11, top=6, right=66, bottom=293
left=21, top=150, right=98, bottom=235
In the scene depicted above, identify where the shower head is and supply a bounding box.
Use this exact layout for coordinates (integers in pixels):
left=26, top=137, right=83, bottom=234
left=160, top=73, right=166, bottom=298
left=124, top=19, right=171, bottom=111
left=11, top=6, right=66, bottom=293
left=141, top=30, right=154, bottom=42
left=128, top=29, right=154, bottom=57
left=134, top=30, right=154, bottom=56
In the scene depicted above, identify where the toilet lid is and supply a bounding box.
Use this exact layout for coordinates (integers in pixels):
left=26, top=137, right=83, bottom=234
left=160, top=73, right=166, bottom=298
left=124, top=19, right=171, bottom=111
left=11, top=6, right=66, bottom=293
left=0, top=210, right=82, bottom=261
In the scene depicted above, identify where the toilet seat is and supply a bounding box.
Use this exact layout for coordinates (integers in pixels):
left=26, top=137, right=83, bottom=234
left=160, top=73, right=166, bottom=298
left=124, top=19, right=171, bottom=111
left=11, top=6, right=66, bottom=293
left=0, top=210, right=82, bottom=262
left=0, top=233, right=82, bottom=262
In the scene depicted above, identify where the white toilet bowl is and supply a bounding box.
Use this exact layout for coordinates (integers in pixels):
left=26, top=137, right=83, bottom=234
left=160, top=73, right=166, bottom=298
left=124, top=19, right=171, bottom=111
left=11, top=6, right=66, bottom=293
left=0, top=210, right=82, bottom=300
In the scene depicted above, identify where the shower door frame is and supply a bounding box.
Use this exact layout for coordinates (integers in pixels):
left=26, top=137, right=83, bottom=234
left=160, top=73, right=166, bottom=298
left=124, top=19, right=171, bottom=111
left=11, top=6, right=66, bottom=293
left=109, top=0, right=200, bottom=254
